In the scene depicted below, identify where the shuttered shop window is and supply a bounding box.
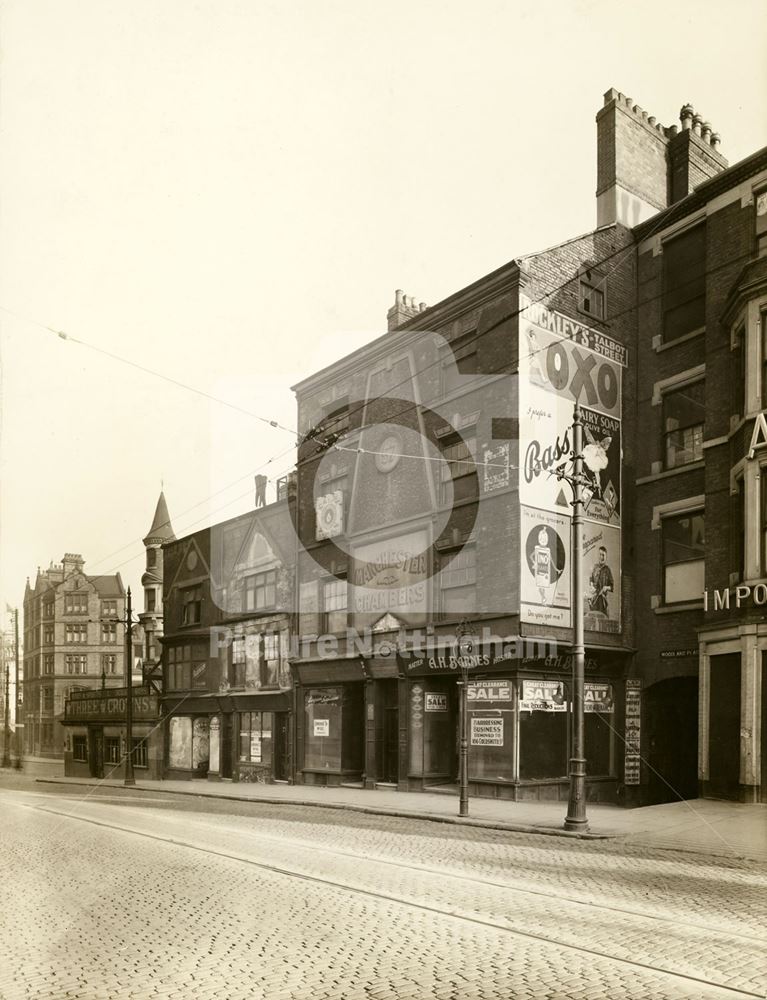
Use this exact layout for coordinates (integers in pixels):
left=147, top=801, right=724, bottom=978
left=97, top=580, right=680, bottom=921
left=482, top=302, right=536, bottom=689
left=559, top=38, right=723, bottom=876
left=662, top=225, right=706, bottom=342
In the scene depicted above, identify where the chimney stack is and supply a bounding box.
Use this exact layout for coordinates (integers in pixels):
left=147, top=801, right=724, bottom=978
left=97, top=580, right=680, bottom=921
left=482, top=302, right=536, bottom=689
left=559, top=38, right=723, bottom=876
left=387, top=289, right=428, bottom=332
left=596, top=89, right=728, bottom=228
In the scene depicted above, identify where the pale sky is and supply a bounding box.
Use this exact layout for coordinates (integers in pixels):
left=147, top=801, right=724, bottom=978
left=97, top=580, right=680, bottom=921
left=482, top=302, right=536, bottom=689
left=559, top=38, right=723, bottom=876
left=1, top=0, right=766, bottom=618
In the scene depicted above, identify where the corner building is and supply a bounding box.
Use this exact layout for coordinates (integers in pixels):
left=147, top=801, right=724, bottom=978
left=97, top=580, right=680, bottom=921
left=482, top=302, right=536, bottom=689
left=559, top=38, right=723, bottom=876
left=292, top=183, right=636, bottom=802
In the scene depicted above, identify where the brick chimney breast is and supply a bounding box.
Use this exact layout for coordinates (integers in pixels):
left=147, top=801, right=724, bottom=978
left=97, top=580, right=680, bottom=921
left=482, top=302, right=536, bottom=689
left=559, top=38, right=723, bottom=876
left=386, top=289, right=428, bottom=331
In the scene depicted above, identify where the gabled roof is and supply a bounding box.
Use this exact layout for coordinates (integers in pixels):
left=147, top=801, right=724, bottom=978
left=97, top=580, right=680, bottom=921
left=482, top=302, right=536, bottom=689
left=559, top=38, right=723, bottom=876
left=144, top=492, right=176, bottom=545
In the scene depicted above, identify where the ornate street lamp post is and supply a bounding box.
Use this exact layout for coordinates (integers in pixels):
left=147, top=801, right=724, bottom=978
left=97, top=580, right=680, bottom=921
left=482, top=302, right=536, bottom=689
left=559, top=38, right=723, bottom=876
left=455, top=619, right=477, bottom=818
left=555, top=404, right=604, bottom=833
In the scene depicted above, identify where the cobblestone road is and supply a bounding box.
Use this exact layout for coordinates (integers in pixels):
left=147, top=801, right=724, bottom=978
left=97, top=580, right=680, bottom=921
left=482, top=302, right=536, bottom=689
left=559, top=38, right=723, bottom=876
left=0, top=784, right=765, bottom=1000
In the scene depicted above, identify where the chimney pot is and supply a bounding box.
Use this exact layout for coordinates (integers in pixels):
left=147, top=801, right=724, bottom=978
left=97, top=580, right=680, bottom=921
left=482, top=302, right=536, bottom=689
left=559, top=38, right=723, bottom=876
left=701, top=122, right=712, bottom=142
left=711, top=132, right=721, bottom=149
left=680, top=104, right=694, bottom=129
left=692, top=113, right=703, bottom=135
left=648, top=115, right=656, bottom=126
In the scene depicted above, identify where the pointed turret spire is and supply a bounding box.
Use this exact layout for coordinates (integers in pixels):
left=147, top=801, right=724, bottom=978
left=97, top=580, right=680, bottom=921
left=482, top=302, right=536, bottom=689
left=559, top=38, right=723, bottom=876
left=143, top=491, right=175, bottom=546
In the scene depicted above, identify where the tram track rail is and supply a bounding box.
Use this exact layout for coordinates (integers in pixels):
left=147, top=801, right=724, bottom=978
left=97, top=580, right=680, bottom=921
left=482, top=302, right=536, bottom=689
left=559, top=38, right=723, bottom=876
left=16, top=798, right=767, bottom=1000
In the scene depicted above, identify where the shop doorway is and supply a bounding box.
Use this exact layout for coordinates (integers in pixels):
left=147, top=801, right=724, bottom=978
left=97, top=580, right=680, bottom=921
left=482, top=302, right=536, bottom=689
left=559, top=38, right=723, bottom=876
left=378, top=680, right=399, bottom=784
left=645, top=677, right=698, bottom=804
left=274, top=713, right=291, bottom=782
left=220, top=714, right=233, bottom=779
left=708, top=654, right=741, bottom=800
left=89, top=727, right=104, bottom=779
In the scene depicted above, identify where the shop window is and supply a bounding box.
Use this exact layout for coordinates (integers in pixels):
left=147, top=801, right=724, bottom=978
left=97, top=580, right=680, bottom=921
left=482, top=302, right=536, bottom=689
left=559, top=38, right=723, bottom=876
left=323, top=577, right=347, bottom=633
left=101, top=623, right=117, bottom=644
left=181, top=586, right=202, bottom=625
left=131, top=738, right=148, bottom=769
left=756, top=188, right=767, bottom=258
left=244, top=571, right=276, bottom=612
left=72, top=736, right=88, bottom=762
left=239, top=711, right=273, bottom=765
left=304, top=688, right=343, bottom=770
left=105, top=738, right=121, bottom=765
left=440, top=545, right=476, bottom=617
left=662, top=223, right=706, bottom=342
left=168, top=716, right=193, bottom=769
left=663, top=381, right=704, bottom=469
left=439, top=434, right=478, bottom=505
left=65, top=593, right=88, bottom=614
left=66, top=624, right=87, bottom=644
left=467, top=679, right=515, bottom=782
left=584, top=681, right=614, bottom=776
left=662, top=511, right=705, bottom=604
left=518, top=679, right=568, bottom=780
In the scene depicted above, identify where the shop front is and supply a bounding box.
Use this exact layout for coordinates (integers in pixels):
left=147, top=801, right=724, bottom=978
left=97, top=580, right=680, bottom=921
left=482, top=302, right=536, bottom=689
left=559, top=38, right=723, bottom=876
left=62, top=685, right=163, bottom=780
left=162, top=691, right=292, bottom=783
left=399, top=642, right=623, bottom=802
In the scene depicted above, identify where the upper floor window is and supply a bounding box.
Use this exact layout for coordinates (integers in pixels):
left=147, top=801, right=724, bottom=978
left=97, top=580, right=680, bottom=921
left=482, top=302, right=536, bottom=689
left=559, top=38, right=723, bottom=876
left=578, top=267, right=606, bottom=320
left=43, top=601, right=54, bottom=619
left=64, top=593, right=88, bottom=614
left=322, top=578, right=347, bottom=633
left=43, top=654, right=54, bottom=675
left=756, top=189, right=767, bottom=258
left=663, top=381, right=704, bottom=469
left=244, top=571, right=276, bottom=612
left=146, top=589, right=156, bottom=612
left=66, top=624, right=87, bottom=644
left=662, top=511, right=705, bottom=604
left=42, top=687, right=54, bottom=712
left=43, top=625, right=54, bottom=644
left=662, top=224, right=706, bottom=342
left=102, top=654, right=117, bottom=675
left=442, top=334, right=478, bottom=396
left=439, top=434, right=478, bottom=505
left=166, top=643, right=206, bottom=690
left=440, top=544, right=476, bottom=617
left=181, top=586, right=202, bottom=625
left=147, top=548, right=157, bottom=568
left=101, top=600, right=117, bottom=618
left=101, top=623, right=117, bottom=644
left=65, top=654, right=87, bottom=675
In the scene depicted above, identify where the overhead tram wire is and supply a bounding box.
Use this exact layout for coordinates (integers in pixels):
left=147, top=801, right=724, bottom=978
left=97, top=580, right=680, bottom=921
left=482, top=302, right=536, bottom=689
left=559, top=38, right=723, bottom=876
left=0, top=306, right=297, bottom=437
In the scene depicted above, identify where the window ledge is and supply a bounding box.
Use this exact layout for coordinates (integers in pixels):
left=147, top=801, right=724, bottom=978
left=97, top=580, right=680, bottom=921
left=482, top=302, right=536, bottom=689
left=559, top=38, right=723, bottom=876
left=654, top=602, right=704, bottom=615
left=636, top=461, right=705, bottom=486
left=653, top=327, right=706, bottom=353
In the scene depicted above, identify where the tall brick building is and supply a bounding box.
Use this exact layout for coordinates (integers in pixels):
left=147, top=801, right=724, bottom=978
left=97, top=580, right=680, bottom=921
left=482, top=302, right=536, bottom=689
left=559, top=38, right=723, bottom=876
left=287, top=87, right=767, bottom=807
left=22, top=553, right=129, bottom=770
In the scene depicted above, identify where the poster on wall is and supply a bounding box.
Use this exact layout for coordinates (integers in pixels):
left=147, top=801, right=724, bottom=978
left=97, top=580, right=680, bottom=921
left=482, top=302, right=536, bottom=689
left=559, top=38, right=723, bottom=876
left=584, top=682, right=614, bottom=713
left=351, top=529, right=429, bottom=624
left=580, top=408, right=621, bottom=526
left=624, top=678, right=641, bottom=785
left=470, top=717, right=504, bottom=746
left=313, top=719, right=330, bottom=738
left=581, top=523, right=621, bottom=634
left=482, top=442, right=511, bottom=493
left=520, top=506, right=571, bottom=627
left=425, top=692, right=447, bottom=712
left=519, top=679, right=568, bottom=712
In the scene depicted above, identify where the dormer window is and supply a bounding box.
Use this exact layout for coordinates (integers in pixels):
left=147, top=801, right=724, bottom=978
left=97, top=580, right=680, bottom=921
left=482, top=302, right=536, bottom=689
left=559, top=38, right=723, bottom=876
left=755, top=188, right=767, bottom=258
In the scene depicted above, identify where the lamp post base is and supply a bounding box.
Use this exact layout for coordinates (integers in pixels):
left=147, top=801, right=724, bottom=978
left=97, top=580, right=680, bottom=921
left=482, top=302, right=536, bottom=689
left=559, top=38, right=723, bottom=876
left=564, top=756, right=588, bottom=832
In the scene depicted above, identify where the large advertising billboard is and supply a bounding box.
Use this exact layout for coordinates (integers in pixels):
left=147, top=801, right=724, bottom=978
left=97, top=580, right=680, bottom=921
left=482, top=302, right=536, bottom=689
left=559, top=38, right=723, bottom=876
left=518, top=296, right=623, bottom=633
